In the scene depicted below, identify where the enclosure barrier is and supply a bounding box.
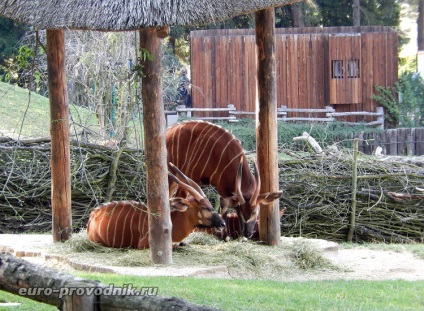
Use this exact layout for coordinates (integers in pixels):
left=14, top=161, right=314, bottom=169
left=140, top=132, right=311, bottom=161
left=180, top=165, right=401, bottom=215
left=175, top=104, right=237, bottom=122
left=0, top=138, right=422, bottom=241
left=172, top=105, right=384, bottom=129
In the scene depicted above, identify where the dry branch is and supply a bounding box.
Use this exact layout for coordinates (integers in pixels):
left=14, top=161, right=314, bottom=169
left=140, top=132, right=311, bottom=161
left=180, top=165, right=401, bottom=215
left=280, top=147, right=424, bottom=243
left=0, top=140, right=146, bottom=233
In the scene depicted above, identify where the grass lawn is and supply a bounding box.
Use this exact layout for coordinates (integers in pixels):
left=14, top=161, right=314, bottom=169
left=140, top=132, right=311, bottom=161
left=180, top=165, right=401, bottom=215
left=0, top=81, right=98, bottom=139
left=1, top=274, right=423, bottom=311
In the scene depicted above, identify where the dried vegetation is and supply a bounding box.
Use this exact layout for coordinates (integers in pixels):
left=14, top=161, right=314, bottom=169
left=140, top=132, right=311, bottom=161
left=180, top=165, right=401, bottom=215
left=0, top=138, right=423, bottom=244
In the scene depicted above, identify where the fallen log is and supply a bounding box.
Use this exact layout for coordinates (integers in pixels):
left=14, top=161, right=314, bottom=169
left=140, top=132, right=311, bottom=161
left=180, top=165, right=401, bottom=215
left=292, top=132, right=323, bottom=154
left=0, top=252, right=221, bottom=311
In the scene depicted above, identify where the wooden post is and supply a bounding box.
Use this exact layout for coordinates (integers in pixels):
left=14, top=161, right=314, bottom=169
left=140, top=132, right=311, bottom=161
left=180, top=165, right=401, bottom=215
left=255, top=9, right=281, bottom=245
left=46, top=29, right=72, bottom=242
left=376, top=107, right=384, bottom=130
left=347, top=138, right=359, bottom=242
left=139, top=28, right=172, bottom=264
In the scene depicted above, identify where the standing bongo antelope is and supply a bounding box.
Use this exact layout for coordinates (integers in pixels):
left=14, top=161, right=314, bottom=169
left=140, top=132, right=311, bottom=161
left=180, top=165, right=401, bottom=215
left=166, top=121, right=282, bottom=239
left=87, top=167, right=225, bottom=249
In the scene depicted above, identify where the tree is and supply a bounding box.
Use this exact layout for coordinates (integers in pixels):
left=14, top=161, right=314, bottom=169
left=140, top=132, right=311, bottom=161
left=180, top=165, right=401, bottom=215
left=419, top=0, right=424, bottom=50
left=353, top=0, right=361, bottom=26
left=292, top=2, right=305, bottom=27
left=0, top=17, right=28, bottom=61
left=315, top=0, right=400, bottom=27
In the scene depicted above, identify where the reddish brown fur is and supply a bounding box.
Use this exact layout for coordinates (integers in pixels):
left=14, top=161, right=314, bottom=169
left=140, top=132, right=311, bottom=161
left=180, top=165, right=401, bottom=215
left=166, top=121, right=282, bottom=238
left=166, top=121, right=255, bottom=210
left=87, top=199, right=224, bottom=249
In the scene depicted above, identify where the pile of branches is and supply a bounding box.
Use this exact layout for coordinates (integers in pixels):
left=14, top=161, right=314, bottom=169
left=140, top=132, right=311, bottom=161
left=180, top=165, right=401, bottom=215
left=0, top=138, right=146, bottom=233
left=1, top=138, right=423, bottom=244
left=279, top=148, right=424, bottom=243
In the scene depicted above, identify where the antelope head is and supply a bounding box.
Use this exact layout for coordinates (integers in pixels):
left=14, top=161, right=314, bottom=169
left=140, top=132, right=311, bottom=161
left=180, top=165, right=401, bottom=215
left=169, top=163, right=226, bottom=229
left=225, top=157, right=282, bottom=238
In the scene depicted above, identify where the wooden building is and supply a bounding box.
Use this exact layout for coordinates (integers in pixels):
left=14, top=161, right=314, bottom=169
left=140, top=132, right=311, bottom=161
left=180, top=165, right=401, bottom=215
left=190, top=26, right=398, bottom=121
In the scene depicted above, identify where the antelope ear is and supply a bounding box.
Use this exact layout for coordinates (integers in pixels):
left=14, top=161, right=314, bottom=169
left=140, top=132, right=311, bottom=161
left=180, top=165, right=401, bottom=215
left=169, top=198, right=189, bottom=212
left=256, top=191, right=283, bottom=205
left=223, top=195, right=240, bottom=208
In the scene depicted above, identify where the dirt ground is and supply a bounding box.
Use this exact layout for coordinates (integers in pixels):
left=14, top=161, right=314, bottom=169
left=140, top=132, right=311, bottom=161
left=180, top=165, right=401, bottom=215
left=0, top=234, right=423, bottom=282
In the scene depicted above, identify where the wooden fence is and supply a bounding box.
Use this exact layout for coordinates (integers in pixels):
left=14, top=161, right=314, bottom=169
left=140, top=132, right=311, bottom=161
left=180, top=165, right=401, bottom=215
left=170, top=105, right=384, bottom=129
left=190, top=26, right=398, bottom=122
left=358, top=128, right=424, bottom=156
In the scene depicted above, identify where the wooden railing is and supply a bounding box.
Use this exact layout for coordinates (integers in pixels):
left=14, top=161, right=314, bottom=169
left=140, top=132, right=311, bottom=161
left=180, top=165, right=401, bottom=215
left=168, top=105, right=385, bottom=129
left=277, top=106, right=385, bottom=129
left=176, top=104, right=237, bottom=121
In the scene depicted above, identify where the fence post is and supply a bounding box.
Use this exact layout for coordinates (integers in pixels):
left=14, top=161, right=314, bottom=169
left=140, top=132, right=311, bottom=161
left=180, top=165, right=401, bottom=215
left=324, top=105, right=335, bottom=113
left=325, top=106, right=336, bottom=121
left=376, top=107, right=384, bottom=130
left=176, top=105, right=186, bottom=120
left=227, top=104, right=236, bottom=120
left=347, top=138, right=359, bottom=242
left=278, top=105, right=288, bottom=121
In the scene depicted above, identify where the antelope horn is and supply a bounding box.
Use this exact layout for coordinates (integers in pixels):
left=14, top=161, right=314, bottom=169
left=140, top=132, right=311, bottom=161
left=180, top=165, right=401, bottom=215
left=235, top=156, right=246, bottom=205
left=168, top=172, right=204, bottom=202
left=249, top=161, right=261, bottom=206
left=169, top=162, right=207, bottom=197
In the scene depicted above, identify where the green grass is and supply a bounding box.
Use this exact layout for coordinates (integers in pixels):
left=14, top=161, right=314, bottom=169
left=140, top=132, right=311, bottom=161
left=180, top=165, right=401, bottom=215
left=0, top=81, right=98, bottom=138
left=0, top=290, right=54, bottom=311
left=74, top=274, right=424, bottom=311
left=1, top=275, right=423, bottom=311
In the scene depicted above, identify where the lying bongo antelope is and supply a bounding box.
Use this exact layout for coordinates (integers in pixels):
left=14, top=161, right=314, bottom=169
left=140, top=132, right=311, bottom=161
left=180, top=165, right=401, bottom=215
left=87, top=167, right=225, bottom=249
left=166, top=120, right=282, bottom=239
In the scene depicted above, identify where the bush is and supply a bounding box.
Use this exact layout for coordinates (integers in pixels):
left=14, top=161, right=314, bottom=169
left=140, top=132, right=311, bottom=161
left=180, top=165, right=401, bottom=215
left=219, top=119, right=381, bottom=152
left=372, top=71, right=424, bottom=128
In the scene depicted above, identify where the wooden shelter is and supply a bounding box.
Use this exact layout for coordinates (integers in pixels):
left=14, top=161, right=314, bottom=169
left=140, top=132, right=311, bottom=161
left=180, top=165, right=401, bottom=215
left=1, top=0, right=299, bottom=264
left=190, top=26, right=398, bottom=121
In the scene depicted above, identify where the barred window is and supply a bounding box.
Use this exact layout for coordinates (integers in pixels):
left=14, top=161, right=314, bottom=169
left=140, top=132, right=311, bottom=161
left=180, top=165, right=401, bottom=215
left=331, top=60, right=343, bottom=79
left=348, top=59, right=360, bottom=78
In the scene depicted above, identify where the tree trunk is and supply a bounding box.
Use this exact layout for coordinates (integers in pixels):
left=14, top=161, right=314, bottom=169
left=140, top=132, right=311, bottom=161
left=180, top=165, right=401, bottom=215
left=292, top=2, right=304, bottom=27
left=255, top=9, right=281, bottom=246
left=0, top=253, right=220, bottom=310
left=47, top=29, right=72, bottom=242
left=139, top=28, right=173, bottom=264
left=419, top=0, right=424, bottom=50
left=353, top=0, right=360, bottom=27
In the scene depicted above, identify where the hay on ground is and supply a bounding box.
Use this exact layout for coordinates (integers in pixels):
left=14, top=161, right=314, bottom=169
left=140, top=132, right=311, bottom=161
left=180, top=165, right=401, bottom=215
left=51, top=232, right=340, bottom=280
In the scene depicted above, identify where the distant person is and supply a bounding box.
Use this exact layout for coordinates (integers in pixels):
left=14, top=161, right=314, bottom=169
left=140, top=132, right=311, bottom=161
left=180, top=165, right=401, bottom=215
left=177, top=69, right=191, bottom=108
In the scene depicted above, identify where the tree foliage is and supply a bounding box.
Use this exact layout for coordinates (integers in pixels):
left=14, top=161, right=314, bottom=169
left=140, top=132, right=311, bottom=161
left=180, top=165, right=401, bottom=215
left=372, top=72, right=424, bottom=128
left=0, top=17, right=28, bottom=61
left=315, top=0, right=400, bottom=27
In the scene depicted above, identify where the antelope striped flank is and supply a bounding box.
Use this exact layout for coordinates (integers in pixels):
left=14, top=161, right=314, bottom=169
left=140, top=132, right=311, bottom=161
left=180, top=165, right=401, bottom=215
left=166, top=121, right=282, bottom=239
left=87, top=169, right=225, bottom=249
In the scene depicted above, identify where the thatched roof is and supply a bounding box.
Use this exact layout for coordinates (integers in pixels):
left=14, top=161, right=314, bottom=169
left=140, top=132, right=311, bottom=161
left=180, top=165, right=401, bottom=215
left=0, top=0, right=300, bottom=31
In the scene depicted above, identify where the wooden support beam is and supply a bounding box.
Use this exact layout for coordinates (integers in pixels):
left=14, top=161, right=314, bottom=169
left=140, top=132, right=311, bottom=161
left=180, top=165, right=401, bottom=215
left=46, top=29, right=71, bottom=242
left=255, top=9, right=281, bottom=245
left=139, top=28, right=173, bottom=264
